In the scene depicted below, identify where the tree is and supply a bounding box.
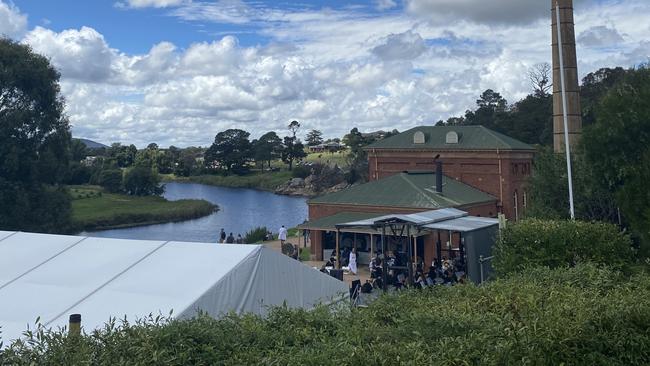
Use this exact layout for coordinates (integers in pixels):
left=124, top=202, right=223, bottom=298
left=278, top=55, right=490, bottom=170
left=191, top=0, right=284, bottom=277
left=528, top=62, right=552, bottom=97
left=98, top=169, right=123, bottom=193
left=107, top=143, right=137, bottom=168
left=205, top=129, right=252, bottom=173
left=305, top=129, right=324, bottom=146
left=135, top=144, right=160, bottom=169
left=281, top=136, right=307, bottom=171
left=288, top=120, right=301, bottom=138
left=527, top=147, right=618, bottom=222
left=123, top=166, right=164, bottom=196
left=583, top=66, right=650, bottom=254
left=71, top=139, right=89, bottom=162
left=0, top=38, right=72, bottom=232
left=253, top=132, right=283, bottom=168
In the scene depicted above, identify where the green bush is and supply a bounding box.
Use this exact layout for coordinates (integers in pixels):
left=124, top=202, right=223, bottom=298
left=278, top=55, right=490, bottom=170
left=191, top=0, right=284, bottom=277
left=244, top=226, right=268, bottom=243
left=493, top=219, right=636, bottom=276
left=291, top=165, right=311, bottom=179
left=123, top=166, right=164, bottom=196
left=97, top=169, right=123, bottom=193
left=2, top=264, right=649, bottom=365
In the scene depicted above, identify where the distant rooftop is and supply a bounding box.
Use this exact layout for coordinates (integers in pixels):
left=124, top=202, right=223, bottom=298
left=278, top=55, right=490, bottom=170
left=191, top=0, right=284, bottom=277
left=364, top=125, right=534, bottom=151
left=309, top=171, right=496, bottom=210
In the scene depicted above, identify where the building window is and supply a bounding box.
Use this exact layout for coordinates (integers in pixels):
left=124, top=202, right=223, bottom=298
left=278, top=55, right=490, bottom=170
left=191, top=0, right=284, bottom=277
left=513, top=190, right=519, bottom=221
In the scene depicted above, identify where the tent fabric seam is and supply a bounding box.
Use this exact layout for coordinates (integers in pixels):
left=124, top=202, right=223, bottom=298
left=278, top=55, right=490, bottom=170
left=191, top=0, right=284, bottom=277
left=0, top=237, right=90, bottom=291
left=44, top=240, right=172, bottom=327
left=0, top=231, right=19, bottom=243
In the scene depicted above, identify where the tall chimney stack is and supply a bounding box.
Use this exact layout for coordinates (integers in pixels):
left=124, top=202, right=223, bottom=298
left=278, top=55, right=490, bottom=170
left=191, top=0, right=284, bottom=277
left=552, top=0, right=582, bottom=152
left=435, top=161, right=443, bottom=193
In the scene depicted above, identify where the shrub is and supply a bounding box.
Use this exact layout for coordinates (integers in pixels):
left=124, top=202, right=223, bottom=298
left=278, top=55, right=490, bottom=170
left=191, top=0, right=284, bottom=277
left=291, top=165, right=311, bottom=179
left=2, top=264, right=649, bottom=365
left=97, top=169, right=123, bottom=193
left=493, top=219, right=636, bottom=276
left=244, top=226, right=268, bottom=243
left=123, top=167, right=164, bottom=196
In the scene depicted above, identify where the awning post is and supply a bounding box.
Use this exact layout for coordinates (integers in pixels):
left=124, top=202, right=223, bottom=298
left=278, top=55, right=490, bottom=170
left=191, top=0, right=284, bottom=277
left=335, top=229, right=341, bottom=269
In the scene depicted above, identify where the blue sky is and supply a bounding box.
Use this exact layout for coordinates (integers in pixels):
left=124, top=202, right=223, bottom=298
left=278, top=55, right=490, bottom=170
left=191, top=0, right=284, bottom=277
left=2, top=0, right=649, bottom=147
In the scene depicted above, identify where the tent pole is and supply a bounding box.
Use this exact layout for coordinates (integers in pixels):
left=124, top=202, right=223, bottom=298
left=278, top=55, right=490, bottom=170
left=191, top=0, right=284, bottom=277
left=413, top=235, right=417, bottom=272
left=381, top=225, right=387, bottom=292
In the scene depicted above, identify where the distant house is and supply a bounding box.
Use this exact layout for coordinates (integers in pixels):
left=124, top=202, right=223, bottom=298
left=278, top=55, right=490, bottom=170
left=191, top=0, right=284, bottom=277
left=309, top=142, right=345, bottom=153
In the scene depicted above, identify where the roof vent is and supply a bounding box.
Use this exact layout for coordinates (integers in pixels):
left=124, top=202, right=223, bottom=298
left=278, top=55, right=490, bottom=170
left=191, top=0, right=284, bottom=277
left=445, top=131, right=459, bottom=144
left=413, top=131, right=425, bottom=144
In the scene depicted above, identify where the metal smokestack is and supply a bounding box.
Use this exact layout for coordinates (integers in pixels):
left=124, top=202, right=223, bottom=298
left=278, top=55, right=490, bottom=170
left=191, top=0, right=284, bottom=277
left=435, top=161, right=443, bottom=193
left=552, top=0, right=582, bottom=152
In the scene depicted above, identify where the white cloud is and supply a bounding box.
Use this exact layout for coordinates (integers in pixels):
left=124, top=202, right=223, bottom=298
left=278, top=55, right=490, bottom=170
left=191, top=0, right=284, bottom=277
left=372, top=31, right=426, bottom=61
left=116, top=0, right=187, bottom=9
left=9, top=0, right=649, bottom=147
left=375, top=0, right=397, bottom=11
left=578, top=25, right=624, bottom=47
left=0, top=0, right=27, bottom=38
left=24, top=26, right=116, bottom=83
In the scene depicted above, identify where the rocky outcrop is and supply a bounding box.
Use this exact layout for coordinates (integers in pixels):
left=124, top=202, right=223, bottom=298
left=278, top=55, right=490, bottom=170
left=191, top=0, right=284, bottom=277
left=275, top=163, right=355, bottom=197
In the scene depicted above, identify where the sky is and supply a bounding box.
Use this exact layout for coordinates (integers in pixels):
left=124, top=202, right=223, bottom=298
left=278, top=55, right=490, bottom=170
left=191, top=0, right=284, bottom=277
left=1, top=0, right=649, bottom=147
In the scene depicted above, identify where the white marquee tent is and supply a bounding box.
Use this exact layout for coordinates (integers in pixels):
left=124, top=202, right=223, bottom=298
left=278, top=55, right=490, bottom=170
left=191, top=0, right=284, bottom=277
left=0, top=231, right=348, bottom=345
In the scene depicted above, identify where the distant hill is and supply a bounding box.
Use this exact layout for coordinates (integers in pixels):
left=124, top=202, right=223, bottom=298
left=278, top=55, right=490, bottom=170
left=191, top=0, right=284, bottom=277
left=75, top=138, right=109, bottom=150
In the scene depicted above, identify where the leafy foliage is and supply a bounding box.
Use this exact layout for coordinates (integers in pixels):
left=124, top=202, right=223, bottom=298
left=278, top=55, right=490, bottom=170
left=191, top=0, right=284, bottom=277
left=583, top=67, right=650, bottom=254
left=0, top=38, right=72, bottom=232
left=98, top=169, right=123, bottom=193
left=280, top=136, right=307, bottom=171
left=123, top=166, right=164, bottom=196
left=493, top=219, right=636, bottom=276
left=252, top=131, right=283, bottom=168
left=2, top=264, right=649, bottom=365
left=243, top=226, right=268, bottom=243
left=527, top=147, right=618, bottom=222
left=205, top=129, right=252, bottom=174
left=305, top=129, right=324, bottom=146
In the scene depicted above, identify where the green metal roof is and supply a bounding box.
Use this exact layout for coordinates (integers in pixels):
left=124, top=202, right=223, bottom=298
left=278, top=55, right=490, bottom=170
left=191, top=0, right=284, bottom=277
left=297, top=212, right=381, bottom=231
left=364, top=125, right=534, bottom=151
left=309, top=172, right=496, bottom=209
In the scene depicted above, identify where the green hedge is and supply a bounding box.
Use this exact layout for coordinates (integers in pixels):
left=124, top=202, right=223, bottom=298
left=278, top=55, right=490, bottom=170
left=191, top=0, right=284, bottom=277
left=2, top=264, right=649, bottom=365
left=493, top=219, right=636, bottom=276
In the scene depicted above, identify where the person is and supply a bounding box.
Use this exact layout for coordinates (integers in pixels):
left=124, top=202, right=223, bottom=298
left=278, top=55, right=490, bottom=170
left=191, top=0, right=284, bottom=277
left=219, top=228, right=226, bottom=243
left=278, top=225, right=288, bottom=245
left=226, top=232, right=235, bottom=243
left=348, top=248, right=358, bottom=275
left=236, top=234, right=243, bottom=244
left=361, top=280, right=373, bottom=293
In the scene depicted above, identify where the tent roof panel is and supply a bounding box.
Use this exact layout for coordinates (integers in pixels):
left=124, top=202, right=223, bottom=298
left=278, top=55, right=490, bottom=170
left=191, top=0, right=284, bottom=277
left=422, top=216, right=499, bottom=232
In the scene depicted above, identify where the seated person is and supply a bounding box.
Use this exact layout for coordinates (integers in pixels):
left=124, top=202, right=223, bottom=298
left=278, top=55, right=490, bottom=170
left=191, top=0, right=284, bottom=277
left=361, top=280, right=373, bottom=293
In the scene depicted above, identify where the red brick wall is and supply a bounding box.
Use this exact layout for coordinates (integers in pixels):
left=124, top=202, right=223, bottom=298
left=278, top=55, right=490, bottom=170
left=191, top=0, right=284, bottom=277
left=366, top=148, right=534, bottom=220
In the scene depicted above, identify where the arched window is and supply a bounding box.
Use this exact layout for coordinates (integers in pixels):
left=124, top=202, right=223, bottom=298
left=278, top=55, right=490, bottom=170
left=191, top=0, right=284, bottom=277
left=445, top=131, right=459, bottom=144
left=413, top=131, right=425, bottom=144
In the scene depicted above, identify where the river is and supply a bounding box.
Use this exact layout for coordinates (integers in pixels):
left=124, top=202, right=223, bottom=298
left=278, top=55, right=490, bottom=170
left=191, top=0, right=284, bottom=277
left=83, top=182, right=308, bottom=243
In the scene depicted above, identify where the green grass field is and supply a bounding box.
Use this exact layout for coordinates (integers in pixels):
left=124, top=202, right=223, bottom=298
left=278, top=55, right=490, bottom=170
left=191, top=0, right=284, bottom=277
left=169, top=171, right=293, bottom=191
left=69, top=186, right=216, bottom=231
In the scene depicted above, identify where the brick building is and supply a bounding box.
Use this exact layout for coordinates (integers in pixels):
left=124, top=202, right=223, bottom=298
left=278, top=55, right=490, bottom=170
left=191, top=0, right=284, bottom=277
left=301, top=125, right=535, bottom=264
left=366, top=126, right=535, bottom=220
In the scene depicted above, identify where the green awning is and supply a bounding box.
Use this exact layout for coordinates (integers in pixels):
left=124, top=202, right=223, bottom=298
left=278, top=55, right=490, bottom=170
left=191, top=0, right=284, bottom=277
left=297, top=212, right=381, bottom=232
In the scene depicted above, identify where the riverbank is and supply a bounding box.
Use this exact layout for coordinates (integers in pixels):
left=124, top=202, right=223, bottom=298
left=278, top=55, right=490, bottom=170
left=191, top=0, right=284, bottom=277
left=164, top=171, right=293, bottom=193
left=70, top=186, right=217, bottom=232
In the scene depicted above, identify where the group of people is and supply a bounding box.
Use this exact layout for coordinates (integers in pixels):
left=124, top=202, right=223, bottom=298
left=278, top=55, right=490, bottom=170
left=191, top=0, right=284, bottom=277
left=217, top=225, right=289, bottom=244
left=364, top=252, right=466, bottom=291
left=323, top=247, right=358, bottom=275
left=218, top=229, right=244, bottom=244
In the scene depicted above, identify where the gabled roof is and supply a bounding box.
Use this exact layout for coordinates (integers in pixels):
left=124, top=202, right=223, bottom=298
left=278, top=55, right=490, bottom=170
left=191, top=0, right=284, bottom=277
left=309, top=172, right=496, bottom=209
left=364, top=125, right=534, bottom=151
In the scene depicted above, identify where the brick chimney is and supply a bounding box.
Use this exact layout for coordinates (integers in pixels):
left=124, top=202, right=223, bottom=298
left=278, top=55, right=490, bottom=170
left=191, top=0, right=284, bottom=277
left=552, top=0, right=582, bottom=152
